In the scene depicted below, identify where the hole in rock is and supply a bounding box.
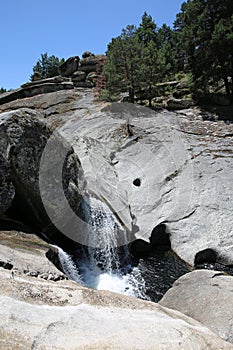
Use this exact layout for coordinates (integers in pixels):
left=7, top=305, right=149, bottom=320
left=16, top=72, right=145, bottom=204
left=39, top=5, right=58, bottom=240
left=150, top=224, right=171, bottom=250
left=133, top=178, right=141, bottom=187
left=194, top=248, right=218, bottom=265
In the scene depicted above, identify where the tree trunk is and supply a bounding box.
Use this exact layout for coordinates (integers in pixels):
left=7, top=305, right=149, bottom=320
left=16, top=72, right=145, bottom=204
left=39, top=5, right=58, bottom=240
left=128, top=87, right=134, bottom=103
left=224, top=77, right=231, bottom=96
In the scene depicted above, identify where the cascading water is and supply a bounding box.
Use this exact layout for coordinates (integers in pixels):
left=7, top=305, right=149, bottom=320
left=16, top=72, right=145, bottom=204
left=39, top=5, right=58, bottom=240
left=76, top=196, right=148, bottom=299
left=54, top=245, right=82, bottom=283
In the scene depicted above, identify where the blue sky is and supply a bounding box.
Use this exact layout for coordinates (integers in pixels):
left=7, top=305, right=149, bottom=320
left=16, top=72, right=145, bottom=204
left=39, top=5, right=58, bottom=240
left=1, top=0, right=184, bottom=90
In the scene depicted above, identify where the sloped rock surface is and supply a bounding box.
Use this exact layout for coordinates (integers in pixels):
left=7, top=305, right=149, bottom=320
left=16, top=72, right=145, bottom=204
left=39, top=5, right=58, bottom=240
left=0, top=264, right=232, bottom=350
left=160, top=270, right=233, bottom=344
left=59, top=100, right=233, bottom=265
left=0, top=230, right=64, bottom=279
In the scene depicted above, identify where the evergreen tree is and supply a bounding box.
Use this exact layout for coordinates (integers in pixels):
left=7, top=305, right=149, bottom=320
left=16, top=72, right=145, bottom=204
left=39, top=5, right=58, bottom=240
left=31, top=53, right=65, bottom=80
left=174, top=0, right=233, bottom=98
left=0, top=87, right=7, bottom=94
left=104, top=25, right=144, bottom=102
left=136, top=13, right=161, bottom=106
left=137, top=12, right=157, bottom=45
left=157, top=24, right=179, bottom=78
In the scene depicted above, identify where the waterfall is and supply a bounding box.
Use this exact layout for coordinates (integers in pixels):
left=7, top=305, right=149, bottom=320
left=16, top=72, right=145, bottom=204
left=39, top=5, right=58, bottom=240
left=77, top=196, right=148, bottom=299
left=55, top=245, right=82, bottom=283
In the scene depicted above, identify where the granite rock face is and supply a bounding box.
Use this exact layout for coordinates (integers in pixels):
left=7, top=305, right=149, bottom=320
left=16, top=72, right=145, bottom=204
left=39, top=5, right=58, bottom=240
left=160, top=270, right=233, bottom=344
left=0, top=108, right=86, bottom=235
left=0, top=151, right=15, bottom=215
left=0, top=89, right=232, bottom=265
left=58, top=99, right=233, bottom=265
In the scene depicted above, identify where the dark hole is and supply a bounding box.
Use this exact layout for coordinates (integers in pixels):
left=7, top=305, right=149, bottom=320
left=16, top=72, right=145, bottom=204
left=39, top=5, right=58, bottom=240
left=133, top=178, right=141, bottom=187
left=194, top=248, right=217, bottom=266
left=150, top=224, right=171, bottom=249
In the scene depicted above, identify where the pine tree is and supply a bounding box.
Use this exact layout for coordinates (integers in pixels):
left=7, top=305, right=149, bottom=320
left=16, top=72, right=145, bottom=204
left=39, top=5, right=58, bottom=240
left=174, top=0, right=233, bottom=98
left=31, top=53, right=65, bottom=80
left=104, top=25, right=144, bottom=102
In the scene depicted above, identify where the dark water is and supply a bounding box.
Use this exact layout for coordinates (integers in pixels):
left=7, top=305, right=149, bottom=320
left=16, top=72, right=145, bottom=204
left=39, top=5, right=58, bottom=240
left=135, top=253, right=191, bottom=302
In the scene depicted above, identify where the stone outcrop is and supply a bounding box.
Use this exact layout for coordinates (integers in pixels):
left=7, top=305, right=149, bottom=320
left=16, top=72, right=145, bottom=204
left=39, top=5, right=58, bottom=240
left=0, top=79, right=74, bottom=106
left=0, top=81, right=232, bottom=349
left=58, top=56, right=80, bottom=77
left=160, top=270, right=233, bottom=344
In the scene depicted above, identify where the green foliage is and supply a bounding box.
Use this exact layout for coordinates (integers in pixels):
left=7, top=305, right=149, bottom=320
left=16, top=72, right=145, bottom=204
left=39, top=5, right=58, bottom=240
left=0, top=87, right=7, bottom=94
left=30, top=53, right=65, bottom=80
left=104, top=25, right=144, bottom=102
left=104, top=12, right=180, bottom=104
left=174, top=0, right=233, bottom=98
left=103, top=1, right=233, bottom=104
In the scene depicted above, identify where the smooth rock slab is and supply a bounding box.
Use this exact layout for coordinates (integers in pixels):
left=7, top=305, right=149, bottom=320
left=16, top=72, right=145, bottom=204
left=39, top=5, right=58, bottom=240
left=160, top=270, right=233, bottom=344
left=0, top=269, right=232, bottom=350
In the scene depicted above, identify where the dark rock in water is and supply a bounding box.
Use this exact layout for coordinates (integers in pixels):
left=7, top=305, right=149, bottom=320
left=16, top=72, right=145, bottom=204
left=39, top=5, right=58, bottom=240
left=195, top=262, right=233, bottom=276
left=194, top=248, right=218, bottom=265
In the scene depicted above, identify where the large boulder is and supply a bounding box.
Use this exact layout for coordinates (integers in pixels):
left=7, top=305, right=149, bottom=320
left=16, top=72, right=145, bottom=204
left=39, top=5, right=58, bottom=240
left=160, top=270, right=233, bottom=344
left=58, top=56, right=80, bottom=77
left=0, top=108, right=86, bottom=238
